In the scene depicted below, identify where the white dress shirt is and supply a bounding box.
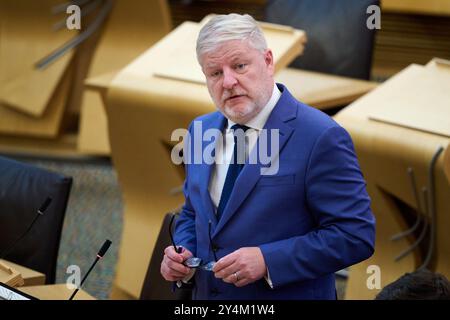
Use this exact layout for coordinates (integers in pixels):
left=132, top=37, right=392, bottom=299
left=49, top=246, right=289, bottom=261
left=208, top=83, right=281, bottom=210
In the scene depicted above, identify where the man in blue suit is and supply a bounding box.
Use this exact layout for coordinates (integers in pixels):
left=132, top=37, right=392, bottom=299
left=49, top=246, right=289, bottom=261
left=161, top=13, right=375, bottom=299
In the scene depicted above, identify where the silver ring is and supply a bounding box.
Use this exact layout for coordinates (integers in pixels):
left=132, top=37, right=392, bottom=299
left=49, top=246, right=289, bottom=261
left=234, top=271, right=239, bottom=282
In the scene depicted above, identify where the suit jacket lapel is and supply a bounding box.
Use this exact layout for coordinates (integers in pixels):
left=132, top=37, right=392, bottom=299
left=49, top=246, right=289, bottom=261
left=214, top=84, right=298, bottom=235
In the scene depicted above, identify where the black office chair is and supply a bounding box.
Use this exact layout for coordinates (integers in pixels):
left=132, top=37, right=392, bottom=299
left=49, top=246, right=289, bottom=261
left=265, top=0, right=380, bottom=80
left=0, top=156, right=72, bottom=284
left=140, top=212, right=192, bottom=300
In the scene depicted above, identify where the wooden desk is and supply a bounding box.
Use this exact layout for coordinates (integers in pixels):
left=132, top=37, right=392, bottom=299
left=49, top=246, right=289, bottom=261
left=19, top=284, right=95, bottom=300
left=382, top=0, right=450, bottom=16
left=275, top=68, right=377, bottom=109
left=334, top=59, right=450, bottom=299
left=0, top=259, right=45, bottom=287
left=0, top=0, right=171, bottom=155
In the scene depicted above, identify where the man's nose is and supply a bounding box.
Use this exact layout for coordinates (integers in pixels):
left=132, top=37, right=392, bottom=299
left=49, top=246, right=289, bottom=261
left=222, top=68, right=238, bottom=89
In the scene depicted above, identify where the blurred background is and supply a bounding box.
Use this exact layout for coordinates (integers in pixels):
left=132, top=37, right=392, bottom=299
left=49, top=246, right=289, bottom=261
left=0, top=0, right=449, bottom=300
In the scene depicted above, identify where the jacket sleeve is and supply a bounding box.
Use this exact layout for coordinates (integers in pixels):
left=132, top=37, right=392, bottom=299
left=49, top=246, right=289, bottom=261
left=259, top=125, right=376, bottom=288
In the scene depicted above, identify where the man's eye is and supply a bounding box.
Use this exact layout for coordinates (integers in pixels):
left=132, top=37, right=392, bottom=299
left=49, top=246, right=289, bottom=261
left=235, top=63, right=246, bottom=71
left=210, top=71, right=222, bottom=77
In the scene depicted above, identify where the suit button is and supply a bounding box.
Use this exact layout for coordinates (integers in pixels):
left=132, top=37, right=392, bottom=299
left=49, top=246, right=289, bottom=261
left=212, top=244, right=221, bottom=252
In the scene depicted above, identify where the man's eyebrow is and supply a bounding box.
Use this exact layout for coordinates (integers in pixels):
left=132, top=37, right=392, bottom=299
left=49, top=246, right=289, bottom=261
left=228, top=53, right=249, bottom=64
left=204, top=63, right=219, bottom=69
left=204, top=52, right=247, bottom=69
left=230, top=54, right=247, bottom=62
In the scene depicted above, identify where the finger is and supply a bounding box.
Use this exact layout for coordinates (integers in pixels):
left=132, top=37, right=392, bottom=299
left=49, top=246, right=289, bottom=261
left=166, top=257, right=191, bottom=275
left=166, top=258, right=190, bottom=275
left=234, top=278, right=251, bottom=287
left=213, top=252, right=237, bottom=273
left=161, top=263, right=185, bottom=281
left=165, top=246, right=184, bottom=263
left=222, top=272, right=237, bottom=284
left=168, top=267, right=188, bottom=278
left=214, top=263, right=239, bottom=279
left=180, top=248, right=193, bottom=260
left=222, top=270, right=244, bottom=284
left=163, top=257, right=190, bottom=278
left=164, top=245, right=178, bottom=255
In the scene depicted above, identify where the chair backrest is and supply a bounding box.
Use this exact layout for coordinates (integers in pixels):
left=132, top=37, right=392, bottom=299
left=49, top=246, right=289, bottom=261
left=265, top=0, right=379, bottom=80
left=140, top=212, right=192, bottom=300
left=0, top=156, right=72, bottom=284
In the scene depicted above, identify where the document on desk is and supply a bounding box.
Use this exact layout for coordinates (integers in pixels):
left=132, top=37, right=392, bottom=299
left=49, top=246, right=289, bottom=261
left=365, top=60, right=450, bottom=137
left=0, top=282, right=36, bottom=300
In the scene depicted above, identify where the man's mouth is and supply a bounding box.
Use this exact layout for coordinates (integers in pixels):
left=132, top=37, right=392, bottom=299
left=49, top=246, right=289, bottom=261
left=226, top=94, right=246, bottom=102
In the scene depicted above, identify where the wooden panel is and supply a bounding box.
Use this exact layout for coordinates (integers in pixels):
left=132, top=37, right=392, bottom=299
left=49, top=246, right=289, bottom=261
left=77, top=0, right=171, bottom=154
left=77, top=92, right=110, bottom=155
left=275, top=68, right=378, bottom=109
left=0, top=260, right=45, bottom=287
left=0, top=134, right=83, bottom=159
left=334, top=60, right=450, bottom=299
left=152, top=18, right=306, bottom=84
left=0, top=261, right=23, bottom=287
left=382, top=0, right=450, bottom=16
left=368, top=62, right=450, bottom=137
left=0, top=0, right=73, bottom=117
left=168, top=0, right=266, bottom=28
left=445, top=145, right=450, bottom=184
left=20, top=284, right=95, bottom=300
left=372, top=12, right=450, bottom=79
left=0, top=62, right=73, bottom=137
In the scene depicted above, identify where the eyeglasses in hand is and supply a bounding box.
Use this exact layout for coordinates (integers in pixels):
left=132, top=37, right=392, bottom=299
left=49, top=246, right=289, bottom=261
left=168, top=213, right=217, bottom=271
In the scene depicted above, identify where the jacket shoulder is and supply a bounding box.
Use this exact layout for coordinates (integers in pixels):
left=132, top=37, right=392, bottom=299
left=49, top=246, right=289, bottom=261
left=189, top=111, right=222, bottom=128
left=294, top=101, right=344, bottom=135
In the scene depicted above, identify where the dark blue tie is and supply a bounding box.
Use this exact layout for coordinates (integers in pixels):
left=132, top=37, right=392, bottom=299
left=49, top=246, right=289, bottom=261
left=216, top=124, right=249, bottom=220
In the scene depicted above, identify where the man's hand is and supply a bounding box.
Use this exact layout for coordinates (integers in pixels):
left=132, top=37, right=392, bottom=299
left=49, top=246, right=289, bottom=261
left=213, top=247, right=266, bottom=287
left=160, top=246, right=193, bottom=281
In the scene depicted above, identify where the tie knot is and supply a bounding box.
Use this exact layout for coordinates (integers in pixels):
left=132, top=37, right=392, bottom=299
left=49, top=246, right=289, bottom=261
left=231, top=124, right=249, bottom=132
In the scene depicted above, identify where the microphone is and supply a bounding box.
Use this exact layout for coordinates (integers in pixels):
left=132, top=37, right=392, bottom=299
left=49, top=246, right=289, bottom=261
left=38, top=197, right=52, bottom=215
left=69, top=239, right=112, bottom=300
left=97, top=240, right=112, bottom=258
left=0, top=197, right=52, bottom=260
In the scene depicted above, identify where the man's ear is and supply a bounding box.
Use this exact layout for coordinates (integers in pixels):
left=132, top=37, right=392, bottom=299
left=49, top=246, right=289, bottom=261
left=264, top=49, right=275, bottom=75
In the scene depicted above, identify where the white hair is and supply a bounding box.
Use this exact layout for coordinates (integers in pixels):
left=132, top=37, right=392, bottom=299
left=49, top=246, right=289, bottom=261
left=196, top=13, right=268, bottom=63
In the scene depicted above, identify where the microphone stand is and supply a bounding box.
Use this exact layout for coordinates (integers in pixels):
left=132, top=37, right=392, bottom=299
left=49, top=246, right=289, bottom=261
left=0, top=197, right=51, bottom=287
left=69, top=239, right=111, bottom=300
left=0, top=214, right=41, bottom=260
left=0, top=197, right=51, bottom=260
left=69, top=255, right=101, bottom=300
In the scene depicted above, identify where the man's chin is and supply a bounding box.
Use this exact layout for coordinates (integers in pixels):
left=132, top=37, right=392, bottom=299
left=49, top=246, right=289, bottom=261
left=225, top=110, right=253, bottom=124
left=216, top=101, right=256, bottom=122
left=225, top=102, right=249, bottom=114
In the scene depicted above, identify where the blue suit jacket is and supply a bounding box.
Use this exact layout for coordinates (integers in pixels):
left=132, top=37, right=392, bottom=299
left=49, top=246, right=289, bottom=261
left=175, top=84, right=375, bottom=300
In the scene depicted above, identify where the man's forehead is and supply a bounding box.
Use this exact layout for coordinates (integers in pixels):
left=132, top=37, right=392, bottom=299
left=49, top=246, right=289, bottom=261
left=204, top=51, right=244, bottom=65
left=202, top=42, right=260, bottom=66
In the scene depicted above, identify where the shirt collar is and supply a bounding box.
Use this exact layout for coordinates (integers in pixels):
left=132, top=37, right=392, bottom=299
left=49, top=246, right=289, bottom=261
left=227, top=83, right=281, bottom=131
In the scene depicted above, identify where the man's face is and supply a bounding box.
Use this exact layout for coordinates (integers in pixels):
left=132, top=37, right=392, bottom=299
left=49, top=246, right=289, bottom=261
left=200, top=40, right=275, bottom=124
